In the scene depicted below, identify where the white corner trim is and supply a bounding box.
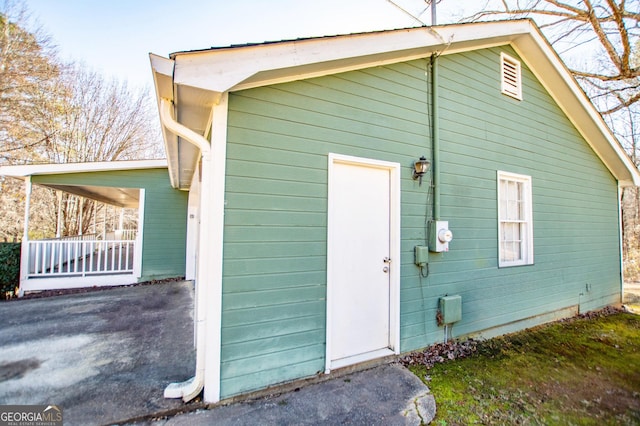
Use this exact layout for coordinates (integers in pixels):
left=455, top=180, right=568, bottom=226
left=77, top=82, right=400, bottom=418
left=617, top=184, right=625, bottom=299
left=202, top=92, right=229, bottom=404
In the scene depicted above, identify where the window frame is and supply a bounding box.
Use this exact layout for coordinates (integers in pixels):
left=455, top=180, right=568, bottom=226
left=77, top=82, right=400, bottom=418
left=497, top=170, right=534, bottom=267
left=500, top=52, right=523, bottom=100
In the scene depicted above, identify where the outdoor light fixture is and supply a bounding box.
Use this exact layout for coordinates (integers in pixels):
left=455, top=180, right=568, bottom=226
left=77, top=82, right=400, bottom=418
left=413, top=156, right=431, bottom=185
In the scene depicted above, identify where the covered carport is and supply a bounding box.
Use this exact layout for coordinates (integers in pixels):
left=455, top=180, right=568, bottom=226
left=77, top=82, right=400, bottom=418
left=0, top=160, right=189, bottom=295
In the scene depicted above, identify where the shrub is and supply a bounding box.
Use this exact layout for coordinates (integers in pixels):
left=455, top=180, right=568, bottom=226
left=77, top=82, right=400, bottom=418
left=0, top=243, right=21, bottom=299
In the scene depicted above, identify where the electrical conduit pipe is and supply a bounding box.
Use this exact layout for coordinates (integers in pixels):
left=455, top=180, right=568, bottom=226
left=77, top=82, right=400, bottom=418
left=431, top=53, right=441, bottom=221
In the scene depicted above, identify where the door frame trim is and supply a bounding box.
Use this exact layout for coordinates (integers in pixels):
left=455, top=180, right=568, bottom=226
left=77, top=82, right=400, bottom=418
left=325, top=153, right=401, bottom=374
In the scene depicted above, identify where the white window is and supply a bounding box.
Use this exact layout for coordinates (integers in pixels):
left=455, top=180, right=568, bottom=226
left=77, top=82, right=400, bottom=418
left=501, top=52, right=522, bottom=100
left=498, top=171, right=533, bottom=267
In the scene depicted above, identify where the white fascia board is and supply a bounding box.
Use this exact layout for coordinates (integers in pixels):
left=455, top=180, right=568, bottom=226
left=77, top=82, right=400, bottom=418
left=164, top=18, right=639, bottom=186
left=172, top=21, right=532, bottom=94
left=511, top=25, right=640, bottom=187
left=150, top=53, right=181, bottom=189
left=0, top=159, right=168, bottom=178
left=150, top=53, right=176, bottom=103
left=150, top=53, right=175, bottom=80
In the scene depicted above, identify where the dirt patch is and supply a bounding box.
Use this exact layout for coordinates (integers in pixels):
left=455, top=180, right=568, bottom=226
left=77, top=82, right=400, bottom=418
left=534, top=370, right=640, bottom=421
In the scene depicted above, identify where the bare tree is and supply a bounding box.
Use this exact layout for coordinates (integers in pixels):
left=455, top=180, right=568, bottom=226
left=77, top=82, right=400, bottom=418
left=29, top=65, right=163, bottom=238
left=0, top=2, right=163, bottom=241
left=0, top=1, right=59, bottom=164
left=466, top=0, right=639, bottom=115
left=34, top=65, right=162, bottom=164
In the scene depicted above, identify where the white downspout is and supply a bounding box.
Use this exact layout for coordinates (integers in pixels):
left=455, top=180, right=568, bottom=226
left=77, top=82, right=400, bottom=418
left=159, top=97, right=211, bottom=402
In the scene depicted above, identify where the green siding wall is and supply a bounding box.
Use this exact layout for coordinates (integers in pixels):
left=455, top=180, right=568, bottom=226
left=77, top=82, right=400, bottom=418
left=32, top=168, right=188, bottom=281
left=223, top=62, right=431, bottom=398
left=402, top=47, right=621, bottom=350
left=221, top=46, right=621, bottom=398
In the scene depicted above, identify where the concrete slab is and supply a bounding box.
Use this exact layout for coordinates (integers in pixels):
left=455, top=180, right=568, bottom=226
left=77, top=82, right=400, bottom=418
left=0, top=281, right=196, bottom=426
left=137, top=363, right=432, bottom=426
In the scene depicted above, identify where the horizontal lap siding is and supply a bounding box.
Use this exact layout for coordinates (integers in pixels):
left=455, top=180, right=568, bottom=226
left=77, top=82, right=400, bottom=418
left=402, top=46, right=620, bottom=349
left=222, top=62, right=431, bottom=398
left=32, top=168, right=188, bottom=280
left=222, top=46, right=622, bottom=396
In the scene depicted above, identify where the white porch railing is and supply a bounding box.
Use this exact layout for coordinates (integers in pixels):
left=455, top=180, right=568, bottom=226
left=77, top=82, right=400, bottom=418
left=28, top=239, right=136, bottom=277
left=105, top=229, right=137, bottom=241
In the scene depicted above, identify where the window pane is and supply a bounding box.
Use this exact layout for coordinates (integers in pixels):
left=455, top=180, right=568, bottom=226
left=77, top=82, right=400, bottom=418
left=504, top=222, right=514, bottom=241
left=499, top=180, right=507, bottom=218
left=500, top=240, right=522, bottom=263
left=512, top=241, right=521, bottom=261
left=517, top=183, right=524, bottom=219
left=501, top=180, right=523, bottom=221
left=500, top=240, right=521, bottom=262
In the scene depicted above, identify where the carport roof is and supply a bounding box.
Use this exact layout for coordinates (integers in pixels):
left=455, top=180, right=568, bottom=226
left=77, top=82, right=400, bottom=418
left=0, top=159, right=167, bottom=208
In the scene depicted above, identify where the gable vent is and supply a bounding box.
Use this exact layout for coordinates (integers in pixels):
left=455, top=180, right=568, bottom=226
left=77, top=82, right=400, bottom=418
left=501, top=53, right=522, bottom=100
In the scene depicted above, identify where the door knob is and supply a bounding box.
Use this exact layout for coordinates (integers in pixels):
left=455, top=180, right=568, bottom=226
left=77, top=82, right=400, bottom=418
left=383, top=266, right=389, bottom=273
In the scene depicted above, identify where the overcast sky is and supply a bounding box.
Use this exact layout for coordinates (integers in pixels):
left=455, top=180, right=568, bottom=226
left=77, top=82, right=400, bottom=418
left=23, top=0, right=484, bottom=89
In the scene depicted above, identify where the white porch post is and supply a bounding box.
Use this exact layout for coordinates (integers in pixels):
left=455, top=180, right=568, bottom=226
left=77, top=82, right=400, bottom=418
left=116, top=207, right=125, bottom=239
left=56, top=191, right=63, bottom=238
left=18, top=176, right=32, bottom=297
left=103, top=203, right=107, bottom=239
left=133, top=189, right=145, bottom=279
left=79, top=199, right=83, bottom=236
left=92, top=203, right=97, bottom=235
left=203, top=92, right=229, bottom=403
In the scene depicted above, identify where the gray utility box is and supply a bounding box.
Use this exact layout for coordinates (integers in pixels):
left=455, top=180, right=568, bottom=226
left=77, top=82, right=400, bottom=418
left=439, top=295, right=462, bottom=324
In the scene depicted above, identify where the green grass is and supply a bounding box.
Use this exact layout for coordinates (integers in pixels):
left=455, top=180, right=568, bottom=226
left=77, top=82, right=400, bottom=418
left=407, top=312, right=640, bottom=425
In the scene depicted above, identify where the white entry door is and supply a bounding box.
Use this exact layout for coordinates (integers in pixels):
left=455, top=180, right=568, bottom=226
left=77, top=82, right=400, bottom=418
left=327, top=154, right=400, bottom=371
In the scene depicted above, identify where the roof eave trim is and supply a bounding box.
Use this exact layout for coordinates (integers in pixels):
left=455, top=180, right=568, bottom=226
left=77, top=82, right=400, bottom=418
left=512, top=26, right=640, bottom=186
left=150, top=53, right=182, bottom=189
left=0, top=159, right=168, bottom=178
left=171, top=20, right=532, bottom=95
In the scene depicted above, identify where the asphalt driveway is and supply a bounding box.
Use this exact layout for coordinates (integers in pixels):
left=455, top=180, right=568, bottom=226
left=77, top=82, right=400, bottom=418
left=0, top=281, right=435, bottom=425
left=0, top=281, right=196, bottom=425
